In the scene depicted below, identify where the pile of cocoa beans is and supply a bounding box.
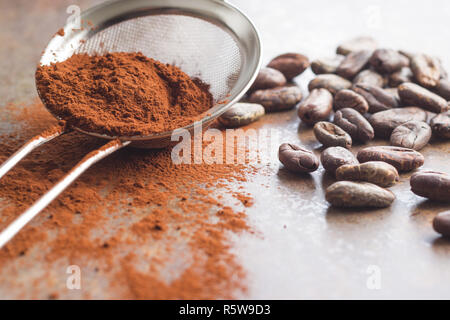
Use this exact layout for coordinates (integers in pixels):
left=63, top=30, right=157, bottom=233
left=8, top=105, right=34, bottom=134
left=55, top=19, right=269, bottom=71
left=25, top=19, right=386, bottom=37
left=219, top=36, right=450, bottom=238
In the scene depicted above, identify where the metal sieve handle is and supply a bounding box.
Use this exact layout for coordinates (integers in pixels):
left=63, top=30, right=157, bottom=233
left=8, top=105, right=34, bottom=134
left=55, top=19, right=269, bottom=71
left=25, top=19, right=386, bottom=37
left=0, top=127, right=67, bottom=180
left=0, top=139, right=130, bottom=249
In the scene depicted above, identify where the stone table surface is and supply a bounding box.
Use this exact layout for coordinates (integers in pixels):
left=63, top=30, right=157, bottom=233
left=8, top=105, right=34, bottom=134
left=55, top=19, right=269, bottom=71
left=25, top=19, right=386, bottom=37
left=0, top=0, right=449, bottom=299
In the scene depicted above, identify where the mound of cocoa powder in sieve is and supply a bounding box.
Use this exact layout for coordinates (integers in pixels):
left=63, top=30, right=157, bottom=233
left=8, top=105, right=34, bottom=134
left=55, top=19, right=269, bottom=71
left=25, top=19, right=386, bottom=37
left=35, top=52, right=213, bottom=137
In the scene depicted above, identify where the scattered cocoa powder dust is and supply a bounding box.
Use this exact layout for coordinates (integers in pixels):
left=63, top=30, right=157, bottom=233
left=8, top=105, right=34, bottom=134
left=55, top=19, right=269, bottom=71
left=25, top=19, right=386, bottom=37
left=0, top=100, right=257, bottom=299
left=56, top=28, right=65, bottom=37
left=35, top=52, right=213, bottom=137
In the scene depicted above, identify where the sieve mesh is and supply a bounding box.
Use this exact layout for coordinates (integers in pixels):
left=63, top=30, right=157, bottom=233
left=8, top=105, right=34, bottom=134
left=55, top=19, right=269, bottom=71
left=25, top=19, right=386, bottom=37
left=75, top=14, right=242, bottom=102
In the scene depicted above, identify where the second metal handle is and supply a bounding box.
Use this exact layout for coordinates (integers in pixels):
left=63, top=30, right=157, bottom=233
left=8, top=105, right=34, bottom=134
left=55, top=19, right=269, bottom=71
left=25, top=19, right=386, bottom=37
left=0, top=139, right=130, bottom=249
left=0, top=125, right=66, bottom=180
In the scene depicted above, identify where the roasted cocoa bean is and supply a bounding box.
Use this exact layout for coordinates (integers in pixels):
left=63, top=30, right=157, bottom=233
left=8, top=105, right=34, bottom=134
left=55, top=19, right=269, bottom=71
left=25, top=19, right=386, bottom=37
left=410, top=171, right=450, bottom=202
left=433, top=211, right=450, bottom=237
left=398, top=82, right=448, bottom=113
left=334, top=89, right=369, bottom=114
left=267, top=53, right=310, bottom=81
left=297, top=88, right=333, bottom=125
left=308, top=74, right=352, bottom=95
left=249, top=86, right=302, bottom=112
left=334, top=108, right=374, bottom=142
left=369, top=49, right=409, bottom=74
left=353, top=83, right=399, bottom=113
left=435, top=79, right=450, bottom=100
left=430, top=111, right=450, bottom=138
left=425, top=111, right=437, bottom=124
left=389, top=121, right=431, bottom=150
left=398, top=50, right=415, bottom=60
left=313, top=121, right=352, bottom=149
left=353, top=69, right=385, bottom=87
left=368, top=107, right=427, bottom=138
left=336, top=161, right=399, bottom=187
left=439, top=58, right=448, bottom=79
left=311, top=55, right=345, bottom=74
left=357, top=146, right=424, bottom=172
left=325, top=181, right=395, bottom=208
left=249, top=67, right=286, bottom=92
left=384, top=87, right=401, bottom=105
left=320, top=146, right=359, bottom=176
left=336, top=50, right=373, bottom=79
left=337, top=36, right=378, bottom=56
left=411, top=54, right=441, bottom=87
left=389, top=67, right=414, bottom=87
left=278, top=143, right=319, bottom=173
left=218, top=103, right=265, bottom=128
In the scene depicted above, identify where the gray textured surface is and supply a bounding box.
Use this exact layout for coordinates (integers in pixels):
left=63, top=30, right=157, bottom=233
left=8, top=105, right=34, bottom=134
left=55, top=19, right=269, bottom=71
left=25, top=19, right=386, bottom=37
left=0, top=0, right=449, bottom=299
left=232, top=0, right=450, bottom=299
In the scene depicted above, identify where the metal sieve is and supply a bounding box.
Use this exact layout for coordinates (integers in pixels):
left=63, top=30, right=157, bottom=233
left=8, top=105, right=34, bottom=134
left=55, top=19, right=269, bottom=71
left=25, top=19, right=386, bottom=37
left=0, top=0, right=261, bottom=248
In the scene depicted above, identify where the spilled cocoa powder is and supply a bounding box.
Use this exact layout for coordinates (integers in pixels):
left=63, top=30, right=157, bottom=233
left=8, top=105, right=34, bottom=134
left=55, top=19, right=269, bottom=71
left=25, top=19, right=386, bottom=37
left=56, top=28, right=65, bottom=37
left=0, top=100, right=257, bottom=299
left=35, top=52, right=213, bottom=137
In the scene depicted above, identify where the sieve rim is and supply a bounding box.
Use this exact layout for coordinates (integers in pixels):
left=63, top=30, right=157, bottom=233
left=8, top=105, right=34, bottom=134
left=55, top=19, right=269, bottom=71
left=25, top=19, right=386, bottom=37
left=36, top=0, right=262, bottom=143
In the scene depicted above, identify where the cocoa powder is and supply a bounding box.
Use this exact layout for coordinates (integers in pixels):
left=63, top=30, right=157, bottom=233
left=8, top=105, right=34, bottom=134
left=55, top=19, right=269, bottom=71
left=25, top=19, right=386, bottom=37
left=35, top=52, right=213, bottom=137
left=0, top=101, right=256, bottom=299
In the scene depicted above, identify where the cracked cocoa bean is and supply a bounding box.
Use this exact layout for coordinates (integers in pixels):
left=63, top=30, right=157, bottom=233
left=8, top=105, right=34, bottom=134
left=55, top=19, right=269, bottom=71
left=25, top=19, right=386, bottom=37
left=333, top=108, right=374, bottom=142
